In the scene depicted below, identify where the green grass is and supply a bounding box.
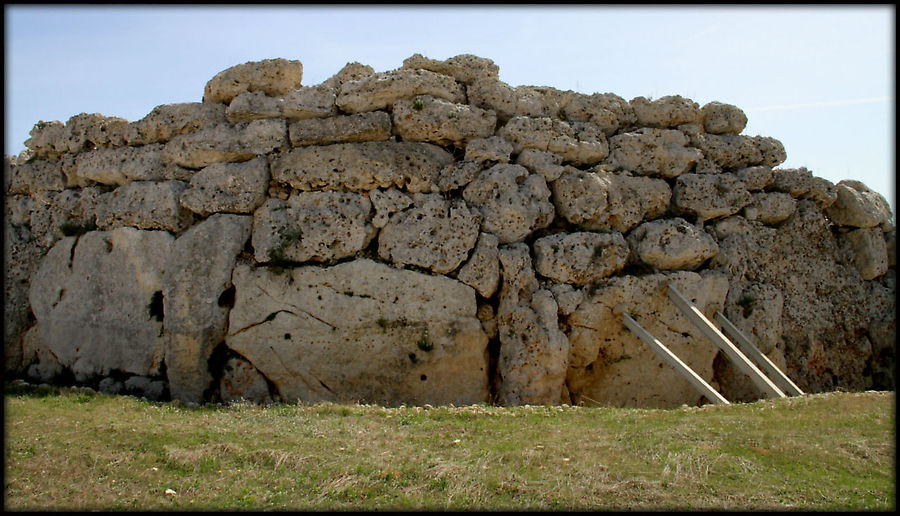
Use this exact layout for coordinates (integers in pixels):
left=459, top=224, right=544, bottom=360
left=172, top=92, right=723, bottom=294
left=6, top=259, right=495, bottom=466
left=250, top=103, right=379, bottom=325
left=3, top=384, right=895, bottom=511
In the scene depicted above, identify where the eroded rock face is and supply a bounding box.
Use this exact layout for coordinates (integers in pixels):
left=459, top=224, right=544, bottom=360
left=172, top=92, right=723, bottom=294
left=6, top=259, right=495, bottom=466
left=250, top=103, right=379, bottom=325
left=336, top=69, right=466, bottom=113
left=608, top=128, right=702, bottom=178
left=377, top=193, right=481, bottom=274
left=392, top=95, right=496, bottom=145
left=179, top=156, right=270, bottom=216
left=271, top=141, right=452, bottom=193
left=28, top=229, right=173, bottom=381
left=162, top=120, right=287, bottom=169
left=462, top=163, right=554, bottom=244
left=95, top=180, right=194, bottom=233
left=496, top=244, right=569, bottom=405
left=627, top=218, right=719, bottom=271
left=163, top=214, right=252, bottom=403
left=825, top=180, right=893, bottom=228
left=225, top=260, right=490, bottom=406
left=204, top=58, right=304, bottom=104
left=498, top=116, right=609, bottom=166
left=533, top=232, right=629, bottom=286
left=251, top=191, right=375, bottom=264
left=672, top=173, right=752, bottom=222
left=566, top=271, right=729, bottom=408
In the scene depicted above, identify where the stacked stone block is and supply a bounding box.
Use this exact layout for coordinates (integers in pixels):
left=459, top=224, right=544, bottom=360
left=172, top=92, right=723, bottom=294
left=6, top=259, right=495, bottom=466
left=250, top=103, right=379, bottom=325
left=4, top=54, right=895, bottom=407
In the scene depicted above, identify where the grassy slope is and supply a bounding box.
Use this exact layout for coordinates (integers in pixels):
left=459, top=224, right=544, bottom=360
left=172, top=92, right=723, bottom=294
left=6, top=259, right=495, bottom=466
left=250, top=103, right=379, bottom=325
left=3, top=384, right=895, bottom=511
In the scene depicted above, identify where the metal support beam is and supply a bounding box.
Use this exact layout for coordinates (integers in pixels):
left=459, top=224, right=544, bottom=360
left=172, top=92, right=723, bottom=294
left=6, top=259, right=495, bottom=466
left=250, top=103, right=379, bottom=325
left=714, top=311, right=804, bottom=397
left=666, top=284, right=786, bottom=399
left=620, top=312, right=730, bottom=406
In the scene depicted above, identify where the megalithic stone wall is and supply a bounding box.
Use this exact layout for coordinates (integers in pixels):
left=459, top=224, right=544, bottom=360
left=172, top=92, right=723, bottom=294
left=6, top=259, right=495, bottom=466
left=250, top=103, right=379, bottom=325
left=4, top=55, right=895, bottom=408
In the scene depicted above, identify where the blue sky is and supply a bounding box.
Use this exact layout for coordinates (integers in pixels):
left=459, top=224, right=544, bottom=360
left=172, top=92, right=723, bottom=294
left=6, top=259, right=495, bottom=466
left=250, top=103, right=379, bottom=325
left=4, top=5, right=895, bottom=213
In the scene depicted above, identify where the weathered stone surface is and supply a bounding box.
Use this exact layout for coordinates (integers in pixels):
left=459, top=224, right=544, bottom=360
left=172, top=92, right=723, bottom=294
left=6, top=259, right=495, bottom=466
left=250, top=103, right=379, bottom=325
left=126, top=102, right=226, bottom=145
left=369, top=187, right=413, bottom=228
left=289, top=111, right=391, bottom=146
left=225, top=260, right=490, bottom=406
left=336, top=69, right=466, bottom=114
left=220, top=356, right=274, bottom=404
left=318, top=62, right=376, bottom=91
left=627, top=218, right=719, bottom=271
left=226, top=91, right=285, bottom=122
left=498, top=116, right=608, bottom=166
left=282, top=84, right=337, bottom=120
left=28, top=228, right=173, bottom=381
left=6, top=159, right=67, bottom=195
left=566, top=271, right=729, bottom=408
left=4, top=224, right=46, bottom=370
left=735, top=165, right=774, bottom=191
left=392, top=96, right=496, bottom=145
left=630, top=95, right=702, bottom=128
left=496, top=244, right=569, bottom=405
left=179, top=156, right=270, bottom=217
left=465, top=136, right=513, bottom=164
left=551, top=167, right=670, bottom=233
left=466, top=79, right=545, bottom=122
left=378, top=193, right=480, bottom=274
left=204, top=58, right=303, bottom=104
left=769, top=167, right=837, bottom=209
left=462, top=163, right=554, bottom=244
left=840, top=227, right=889, bottom=280
left=752, top=136, right=787, bottom=168
left=456, top=232, right=500, bottom=298
left=75, top=143, right=183, bottom=186
left=550, top=283, right=584, bottom=315
left=559, top=93, right=620, bottom=135
left=402, top=53, right=500, bottom=85
left=163, top=214, right=252, bottom=403
left=672, top=172, right=752, bottom=222
left=95, top=180, right=194, bottom=233
left=28, top=187, right=104, bottom=248
left=742, top=191, right=797, bottom=225
left=723, top=282, right=784, bottom=360
left=700, top=101, right=747, bottom=135
left=252, top=191, right=375, bottom=264
left=58, top=113, right=130, bottom=154
left=162, top=120, right=287, bottom=169
left=24, top=120, right=66, bottom=159
left=533, top=231, right=629, bottom=286
left=824, top=180, right=893, bottom=228
left=608, top=128, right=702, bottom=178
left=515, top=148, right=565, bottom=182
left=271, top=141, right=452, bottom=193
left=689, top=133, right=763, bottom=170
left=435, top=160, right=483, bottom=192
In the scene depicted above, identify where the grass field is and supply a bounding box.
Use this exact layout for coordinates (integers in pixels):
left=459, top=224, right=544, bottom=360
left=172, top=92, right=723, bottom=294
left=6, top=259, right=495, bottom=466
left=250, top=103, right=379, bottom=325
left=3, top=382, right=895, bottom=511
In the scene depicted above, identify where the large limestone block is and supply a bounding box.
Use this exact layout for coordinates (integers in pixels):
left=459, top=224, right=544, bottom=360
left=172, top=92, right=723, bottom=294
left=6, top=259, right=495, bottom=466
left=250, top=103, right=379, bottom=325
left=282, top=84, right=338, bottom=120
left=369, top=187, right=413, bottom=228
left=735, top=165, right=774, bottom=191
left=551, top=167, right=670, bottom=233
left=456, top=232, right=501, bottom=298
left=225, top=260, right=490, bottom=406
left=392, top=95, right=496, bottom=145
left=4, top=224, right=47, bottom=369
left=225, top=91, right=285, bottom=122
left=742, top=191, right=797, bottom=225
left=533, top=231, right=629, bottom=286
left=336, top=69, right=466, bottom=114
left=377, top=193, right=480, bottom=274
left=179, top=156, right=270, bottom=216
left=700, top=101, right=747, bottom=135
left=840, top=227, right=889, bottom=280
left=252, top=191, right=375, bottom=264
left=402, top=53, right=500, bottom=85
left=318, top=62, right=376, bottom=90
left=24, top=120, right=67, bottom=160
left=467, top=78, right=544, bottom=122
left=28, top=228, right=174, bottom=381
left=628, top=218, right=719, bottom=271
left=558, top=93, right=620, bottom=135
left=566, top=271, right=730, bottom=408
left=515, top=148, right=565, bottom=182
left=75, top=143, right=183, bottom=186
left=162, top=119, right=287, bottom=169
left=270, top=141, right=452, bottom=193
left=28, top=186, right=105, bottom=248
left=163, top=214, right=252, bottom=403
left=723, top=283, right=784, bottom=356
left=95, top=180, right=194, bottom=233
left=825, top=180, right=893, bottom=228
left=608, top=128, right=702, bottom=178
left=752, top=136, right=787, bottom=168
left=58, top=113, right=130, bottom=154
left=769, top=167, right=837, bottom=209
left=126, top=102, right=226, bottom=145
left=496, top=244, right=570, bottom=405
left=689, top=133, right=764, bottom=170
left=497, top=116, right=608, bottom=166
left=289, top=111, right=391, bottom=146
left=630, top=95, right=702, bottom=128
left=204, top=58, right=303, bottom=104
left=672, top=172, right=752, bottom=222
left=6, top=159, right=67, bottom=195
left=462, top=163, right=554, bottom=244
left=465, top=136, right=514, bottom=164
